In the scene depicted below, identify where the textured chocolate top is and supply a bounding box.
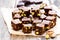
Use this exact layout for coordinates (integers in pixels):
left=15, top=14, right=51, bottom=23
left=23, top=24, right=32, bottom=27
left=22, top=17, right=30, bottom=21
left=42, top=20, right=51, bottom=24
left=14, top=14, right=21, bottom=18
left=12, top=19, right=22, bottom=24
left=40, top=14, right=46, bottom=19
left=46, top=16, right=56, bottom=20
left=44, top=6, right=52, bottom=9
left=40, top=9, right=45, bottom=13
left=49, top=11, right=56, bottom=15
left=36, top=23, right=44, bottom=27
left=33, top=19, right=42, bottom=23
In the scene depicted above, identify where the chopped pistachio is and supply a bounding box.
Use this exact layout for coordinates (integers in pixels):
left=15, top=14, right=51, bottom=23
left=36, top=32, right=39, bottom=35
left=45, top=34, right=50, bottom=39
left=37, top=14, right=41, bottom=16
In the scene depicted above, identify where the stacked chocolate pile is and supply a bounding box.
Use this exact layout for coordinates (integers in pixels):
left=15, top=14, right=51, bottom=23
left=11, top=1, right=57, bottom=35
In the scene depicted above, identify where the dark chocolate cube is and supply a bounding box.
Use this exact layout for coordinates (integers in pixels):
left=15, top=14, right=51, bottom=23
left=22, top=24, right=32, bottom=33
left=11, top=19, right=23, bottom=31
left=12, top=9, right=19, bottom=18
left=42, top=20, right=52, bottom=31
left=35, top=23, right=45, bottom=35
left=46, top=16, right=56, bottom=28
left=44, top=6, right=52, bottom=14
left=12, top=9, right=23, bottom=19
left=32, top=18, right=42, bottom=31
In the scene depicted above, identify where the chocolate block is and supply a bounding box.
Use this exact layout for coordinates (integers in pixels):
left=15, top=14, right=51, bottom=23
left=32, top=18, right=42, bottom=30
left=12, top=9, right=20, bottom=18
left=22, top=6, right=31, bottom=17
left=48, top=11, right=57, bottom=16
left=40, top=14, right=46, bottom=20
left=12, top=9, right=23, bottom=19
left=35, top=23, right=45, bottom=35
left=42, top=20, right=52, bottom=31
left=22, top=17, right=31, bottom=24
left=44, top=6, right=52, bottom=14
left=11, top=19, right=23, bottom=31
left=22, top=24, right=32, bottom=33
left=46, top=16, right=56, bottom=28
left=31, top=7, right=40, bottom=18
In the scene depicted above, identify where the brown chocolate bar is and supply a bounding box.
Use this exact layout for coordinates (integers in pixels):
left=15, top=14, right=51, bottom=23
left=32, top=18, right=42, bottom=30
left=22, top=24, right=32, bottom=33
left=30, top=6, right=40, bottom=18
left=12, top=9, right=23, bottom=19
left=11, top=19, right=23, bottom=31
left=46, top=16, right=56, bottom=28
left=42, top=20, right=52, bottom=31
left=35, top=23, right=45, bottom=35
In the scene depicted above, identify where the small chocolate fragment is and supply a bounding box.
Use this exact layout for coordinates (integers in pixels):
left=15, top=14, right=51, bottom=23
left=22, top=24, right=32, bottom=33
left=35, top=23, right=45, bottom=35
left=46, top=16, right=56, bottom=28
left=11, top=19, right=23, bottom=31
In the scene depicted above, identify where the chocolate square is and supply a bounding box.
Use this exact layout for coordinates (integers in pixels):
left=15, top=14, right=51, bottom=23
left=46, top=16, right=56, bottom=27
left=35, top=23, right=45, bottom=35
left=11, top=19, right=23, bottom=31
left=22, top=24, right=32, bottom=33
left=42, top=20, right=52, bottom=31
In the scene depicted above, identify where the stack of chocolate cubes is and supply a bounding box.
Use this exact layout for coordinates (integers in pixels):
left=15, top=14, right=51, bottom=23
left=11, top=1, right=57, bottom=35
